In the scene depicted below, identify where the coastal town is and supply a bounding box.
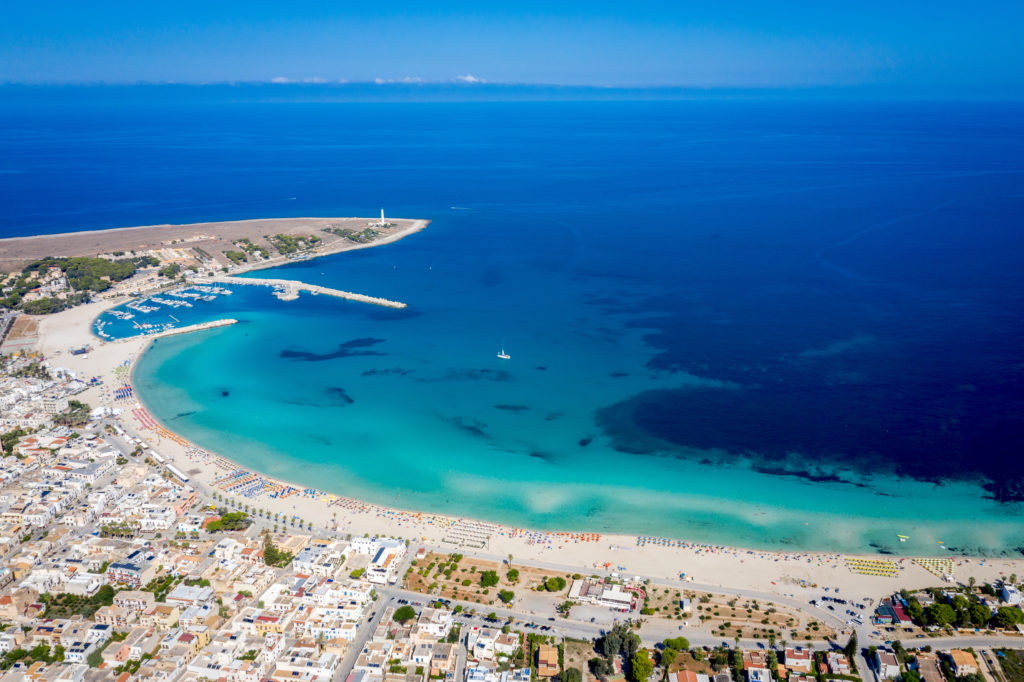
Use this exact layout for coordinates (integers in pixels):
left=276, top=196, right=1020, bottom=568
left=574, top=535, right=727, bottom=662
left=3, top=0, right=1021, bottom=677
left=0, top=225, right=1022, bottom=682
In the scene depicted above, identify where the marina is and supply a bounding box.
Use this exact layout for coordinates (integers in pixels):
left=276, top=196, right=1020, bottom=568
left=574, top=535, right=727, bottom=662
left=196, top=275, right=408, bottom=308
left=94, top=283, right=239, bottom=339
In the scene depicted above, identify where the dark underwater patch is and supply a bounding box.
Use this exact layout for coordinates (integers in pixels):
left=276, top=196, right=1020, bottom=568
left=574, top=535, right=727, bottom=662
left=362, top=367, right=415, bottom=377
left=578, top=437, right=592, bottom=447
left=528, top=451, right=552, bottom=461
left=447, top=416, right=492, bottom=440
left=281, top=337, right=385, bottom=361
left=494, top=404, right=529, bottom=412
left=544, top=412, right=564, bottom=421
left=609, top=371, right=629, bottom=378
left=749, top=464, right=867, bottom=488
left=325, top=387, right=354, bottom=406
left=219, top=389, right=230, bottom=397
left=595, top=378, right=1024, bottom=500
left=418, top=369, right=511, bottom=383
left=305, top=433, right=334, bottom=446
left=535, top=366, right=547, bottom=371
left=173, top=410, right=197, bottom=419
left=280, top=398, right=320, bottom=408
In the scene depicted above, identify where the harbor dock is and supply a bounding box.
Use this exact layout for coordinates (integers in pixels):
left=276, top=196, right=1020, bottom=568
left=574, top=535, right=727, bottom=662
left=194, top=276, right=407, bottom=309
left=112, top=318, right=238, bottom=343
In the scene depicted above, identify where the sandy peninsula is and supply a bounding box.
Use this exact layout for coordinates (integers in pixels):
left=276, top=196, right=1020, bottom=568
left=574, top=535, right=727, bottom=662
left=0, top=216, right=428, bottom=274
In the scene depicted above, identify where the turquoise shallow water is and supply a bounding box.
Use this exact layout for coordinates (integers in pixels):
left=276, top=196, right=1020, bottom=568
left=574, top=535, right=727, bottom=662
left=58, top=99, right=1024, bottom=556
left=123, top=213, right=1024, bottom=556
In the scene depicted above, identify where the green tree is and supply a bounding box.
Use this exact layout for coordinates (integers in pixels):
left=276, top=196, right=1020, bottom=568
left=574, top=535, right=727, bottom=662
left=394, top=605, right=417, bottom=623
left=545, top=576, right=567, bottom=592
left=907, top=599, right=925, bottom=624
left=262, top=533, right=293, bottom=567
left=993, top=606, right=1024, bottom=629
left=623, top=631, right=641, bottom=660
left=630, top=650, right=654, bottom=682
left=507, top=568, right=520, bottom=583
left=498, top=590, right=515, bottom=604
left=843, top=632, right=858, bottom=662
left=925, top=603, right=956, bottom=628
left=589, top=658, right=613, bottom=676
left=97, top=584, right=115, bottom=606
left=969, top=602, right=991, bottom=627
left=480, top=571, right=500, bottom=588
left=559, top=669, right=583, bottom=682
left=28, top=644, right=51, bottom=662
left=903, top=670, right=922, bottom=682
left=663, top=637, right=689, bottom=651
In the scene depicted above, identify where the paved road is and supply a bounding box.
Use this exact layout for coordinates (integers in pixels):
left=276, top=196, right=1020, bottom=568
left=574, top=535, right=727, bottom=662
left=334, top=551, right=421, bottom=681
left=896, top=635, right=1024, bottom=650
left=334, top=595, right=392, bottom=682
left=415, top=541, right=855, bottom=633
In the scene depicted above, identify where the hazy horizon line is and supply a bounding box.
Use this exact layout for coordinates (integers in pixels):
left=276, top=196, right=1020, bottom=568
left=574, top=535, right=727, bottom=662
left=2, top=81, right=1022, bottom=102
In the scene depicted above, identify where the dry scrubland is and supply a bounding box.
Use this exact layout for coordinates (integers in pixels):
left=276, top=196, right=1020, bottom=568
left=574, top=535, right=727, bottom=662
left=404, top=551, right=577, bottom=606
left=0, top=217, right=424, bottom=273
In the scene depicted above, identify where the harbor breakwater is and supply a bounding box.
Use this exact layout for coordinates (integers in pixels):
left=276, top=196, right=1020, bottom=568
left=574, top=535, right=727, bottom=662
left=195, top=276, right=407, bottom=309
left=111, top=318, right=239, bottom=343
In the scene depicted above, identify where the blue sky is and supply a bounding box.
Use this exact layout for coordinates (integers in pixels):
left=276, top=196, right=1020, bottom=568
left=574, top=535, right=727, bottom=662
left=2, top=1, right=1021, bottom=92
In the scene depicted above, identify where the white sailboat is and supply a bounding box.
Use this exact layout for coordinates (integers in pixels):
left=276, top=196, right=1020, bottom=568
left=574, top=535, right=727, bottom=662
left=496, top=341, right=511, bottom=360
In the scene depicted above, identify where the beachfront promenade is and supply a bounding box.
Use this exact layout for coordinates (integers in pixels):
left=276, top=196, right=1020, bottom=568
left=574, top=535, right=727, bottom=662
left=195, top=275, right=407, bottom=309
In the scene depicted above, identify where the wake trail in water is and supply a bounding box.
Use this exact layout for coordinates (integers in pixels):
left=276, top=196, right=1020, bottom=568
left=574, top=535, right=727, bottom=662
left=815, top=201, right=954, bottom=285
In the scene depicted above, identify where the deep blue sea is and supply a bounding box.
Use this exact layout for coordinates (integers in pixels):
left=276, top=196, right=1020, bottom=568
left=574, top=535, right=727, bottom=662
left=3, top=94, right=1024, bottom=554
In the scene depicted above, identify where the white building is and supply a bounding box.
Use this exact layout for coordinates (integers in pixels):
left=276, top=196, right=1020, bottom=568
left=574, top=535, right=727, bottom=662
left=63, top=573, right=102, bottom=596
left=365, top=538, right=406, bottom=584
left=1001, top=583, right=1022, bottom=606
left=567, top=579, right=634, bottom=610
left=413, top=607, right=454, bottom=640
left=63, top=641, right=96, bottom=664
left=876, top=650, right=901, bottom=679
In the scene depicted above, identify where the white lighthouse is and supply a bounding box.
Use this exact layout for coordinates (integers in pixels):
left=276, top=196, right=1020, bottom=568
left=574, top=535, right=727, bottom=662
left=370, top=208, right=393, bottom=228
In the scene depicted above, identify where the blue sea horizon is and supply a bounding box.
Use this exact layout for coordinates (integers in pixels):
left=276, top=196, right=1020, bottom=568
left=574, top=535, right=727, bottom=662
left=4, top=97, right=1023, bottom=555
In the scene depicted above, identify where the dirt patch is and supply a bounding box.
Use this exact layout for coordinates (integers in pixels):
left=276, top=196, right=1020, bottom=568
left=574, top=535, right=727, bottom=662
left=564, top=640, right=597, bottom=681
left=666, top=652, right=715, bottom=674
left=689, top=590, right=832, bottom=642
left=7, top=315, right=39, bottom=341
left=404, top=552, right=578, bottom=607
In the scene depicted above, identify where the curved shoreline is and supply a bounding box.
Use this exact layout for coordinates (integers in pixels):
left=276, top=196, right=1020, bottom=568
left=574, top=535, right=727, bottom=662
left=79, top=316, right=1024, bottom=597
left=28, top=220, right=1024, bottom=599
